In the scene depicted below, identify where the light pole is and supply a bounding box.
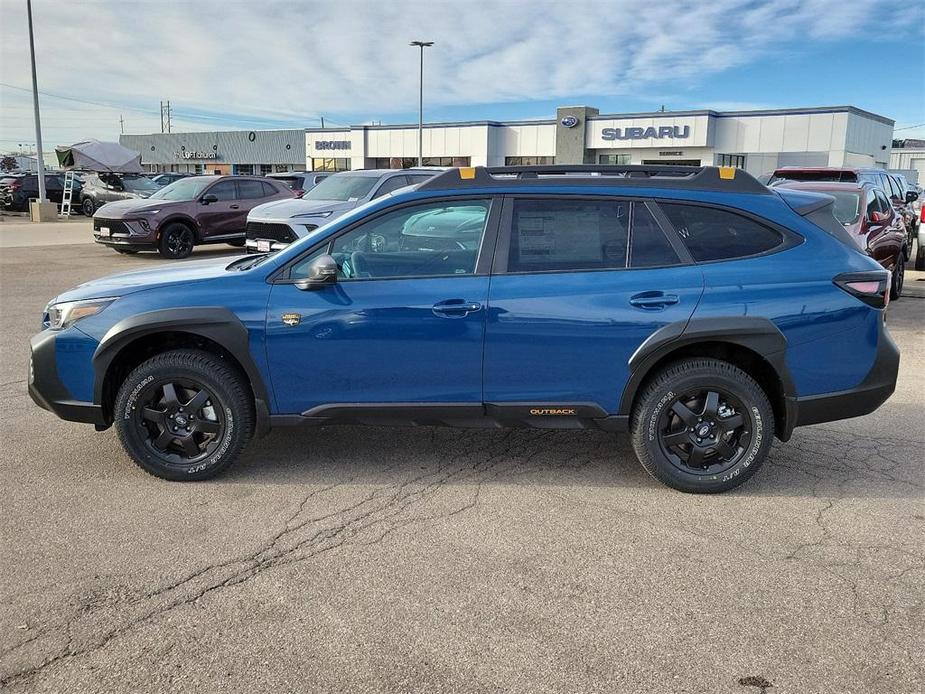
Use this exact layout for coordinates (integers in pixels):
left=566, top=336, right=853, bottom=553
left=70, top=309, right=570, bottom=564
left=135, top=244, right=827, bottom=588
left=409, top=41, right=433, bottom=167
left=26, top=0, right=47, bottom=202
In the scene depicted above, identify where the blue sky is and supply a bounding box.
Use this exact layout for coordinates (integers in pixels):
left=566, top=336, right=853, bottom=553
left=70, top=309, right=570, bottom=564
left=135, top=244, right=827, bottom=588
left=1, top=0, right=923, bottom=149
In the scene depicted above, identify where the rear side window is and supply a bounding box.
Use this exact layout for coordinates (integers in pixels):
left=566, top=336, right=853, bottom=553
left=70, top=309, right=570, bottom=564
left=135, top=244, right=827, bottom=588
left=630, top=203, right=680, bottom=267
left=237, top=180, right=265, bottom=199
left=659, top=203, right=783, bottom=262
left=508, top=199, right=629, bottom=272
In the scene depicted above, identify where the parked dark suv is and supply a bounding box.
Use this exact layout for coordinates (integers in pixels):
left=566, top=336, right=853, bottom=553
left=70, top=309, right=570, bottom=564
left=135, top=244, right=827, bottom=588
left=80, top=173, right=161, bottom=216
left=0, top=174, right=66, bottom=211
left=31, top=165, right=899, bottom=493
left=92, top=175, right=293, bottom=258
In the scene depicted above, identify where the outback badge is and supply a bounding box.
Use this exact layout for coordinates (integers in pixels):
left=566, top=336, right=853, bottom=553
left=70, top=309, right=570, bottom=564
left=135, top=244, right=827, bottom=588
left=281, top=312, right=301, bottom=326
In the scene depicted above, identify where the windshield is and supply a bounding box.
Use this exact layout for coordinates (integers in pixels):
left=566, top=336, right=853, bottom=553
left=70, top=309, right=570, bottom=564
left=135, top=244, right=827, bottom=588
left=303, top=174, right=377, bottom=202
left=150, top=177, right=214, bottom=201
left=828, top=192, right=861, bottom=225
left=122, top=175, right=160, bottom=193
left=769, top=171, right=858, bottom=185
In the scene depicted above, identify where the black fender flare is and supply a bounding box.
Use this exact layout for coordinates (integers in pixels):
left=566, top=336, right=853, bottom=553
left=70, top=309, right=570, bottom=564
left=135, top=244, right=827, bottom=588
left=156, top=214, right=200, bottom=241
left=617, top=316, right=798, bottom=439
left=92, top=307, right=271, bottom=433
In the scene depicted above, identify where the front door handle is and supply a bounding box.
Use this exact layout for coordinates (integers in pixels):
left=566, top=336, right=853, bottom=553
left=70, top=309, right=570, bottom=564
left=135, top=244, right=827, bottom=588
left=432, top=299, right=482, bottom=318
left=230, top=204, right=240, bottom=209
left=629, top=291, right=680, bottom=310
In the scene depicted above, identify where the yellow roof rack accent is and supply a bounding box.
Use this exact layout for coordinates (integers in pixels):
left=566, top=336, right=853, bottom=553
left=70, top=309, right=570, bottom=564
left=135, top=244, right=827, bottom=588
left=459, top=167, right=476, bottom=179
left=719, top=166, right=736, bottom=180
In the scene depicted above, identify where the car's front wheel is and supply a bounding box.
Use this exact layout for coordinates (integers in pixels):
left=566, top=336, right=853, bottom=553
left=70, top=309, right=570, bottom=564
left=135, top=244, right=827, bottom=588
left=113, top=349, right=254, bottom=480
left=82, top=198, right=95, bottom=216
left=158, top=223, right=195, bottom=259
left=630, top=358, right=774, bottom=493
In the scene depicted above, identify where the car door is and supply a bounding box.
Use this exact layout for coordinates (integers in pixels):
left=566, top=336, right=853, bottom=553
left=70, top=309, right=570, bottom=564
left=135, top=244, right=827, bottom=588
left=483, top=196, right=704, bottom=416
left=265, top=196, right=500, bottom=415
left=232, top=179, right=270, bottom=232
left=195, top=179, right=239, bottom=238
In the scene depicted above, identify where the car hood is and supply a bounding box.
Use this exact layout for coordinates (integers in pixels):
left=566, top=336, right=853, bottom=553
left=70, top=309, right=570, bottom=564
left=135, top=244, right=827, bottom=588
left=51, top=256, right=243, bottom=304
left=95, top=198, right=172, bottom=217
left=248, top=197, right=356, bottom=220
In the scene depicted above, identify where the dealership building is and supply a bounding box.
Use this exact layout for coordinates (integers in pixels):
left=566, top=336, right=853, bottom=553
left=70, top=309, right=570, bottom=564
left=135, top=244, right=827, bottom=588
left=121, top=104, right=894, bottom=177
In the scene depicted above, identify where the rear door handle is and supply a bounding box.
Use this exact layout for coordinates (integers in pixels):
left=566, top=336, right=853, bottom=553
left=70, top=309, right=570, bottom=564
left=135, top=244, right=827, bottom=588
left=629, top=292, right=680, bottom=310
left=432, top=299, right=482, bottom=318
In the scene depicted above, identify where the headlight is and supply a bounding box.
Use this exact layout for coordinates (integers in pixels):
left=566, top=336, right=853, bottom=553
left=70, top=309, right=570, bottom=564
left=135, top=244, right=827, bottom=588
left=43, top=297, right=117, bottom=330
left=134, top=209, right=160, bottom=215
left=292, top=210, right=333, bottom=219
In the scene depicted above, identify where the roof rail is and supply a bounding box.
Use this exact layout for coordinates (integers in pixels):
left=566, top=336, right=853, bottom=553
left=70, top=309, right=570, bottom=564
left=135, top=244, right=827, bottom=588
left=417, top=164, right=772, bottom=194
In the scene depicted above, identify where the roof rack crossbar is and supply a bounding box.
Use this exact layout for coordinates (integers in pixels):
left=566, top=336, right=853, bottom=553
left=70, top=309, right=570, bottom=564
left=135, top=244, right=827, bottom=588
left=418, top=164, right=771, bottom=194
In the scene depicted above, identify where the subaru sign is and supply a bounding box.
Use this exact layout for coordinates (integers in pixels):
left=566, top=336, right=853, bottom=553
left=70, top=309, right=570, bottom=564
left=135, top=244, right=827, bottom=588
left=601, top=125, right=691, bottom=141
left=560, top=115, right=579, bottom=128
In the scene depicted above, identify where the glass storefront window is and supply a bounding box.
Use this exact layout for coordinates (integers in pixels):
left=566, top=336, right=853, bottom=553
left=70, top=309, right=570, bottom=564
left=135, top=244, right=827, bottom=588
left=369, top=157, right=470, bottom=169
left=259, top=164, right=273, bottom=175
left=236, top=164, right=255, bottom=175
left=717, top=154, right=746, bottom=169
left=312, top=158, right=351, bottom=172
left=598, top=154, right=631, bottom=165
left=505, top=156, right=555, bottom=166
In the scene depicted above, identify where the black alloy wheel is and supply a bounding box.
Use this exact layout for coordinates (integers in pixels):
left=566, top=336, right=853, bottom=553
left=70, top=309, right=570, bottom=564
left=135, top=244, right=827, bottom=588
left=82, top=198, right=95, bottom=216
left=114, top=349, right=254, bottom=480
left=657, top=388, right=750, bottom=476
left=890, top=253, right=904, bottom=301
left=159, top=223, right=195, bottom=259
left=136, top=380, right=225, bottom=466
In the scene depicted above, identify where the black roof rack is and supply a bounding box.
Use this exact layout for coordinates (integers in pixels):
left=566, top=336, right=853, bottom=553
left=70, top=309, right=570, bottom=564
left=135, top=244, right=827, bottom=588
left=418, top=164, right=771, bottom=195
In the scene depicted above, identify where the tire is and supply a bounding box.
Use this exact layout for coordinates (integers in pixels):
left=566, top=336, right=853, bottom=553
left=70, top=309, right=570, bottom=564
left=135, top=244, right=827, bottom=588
left=82, top=197, right=95, bottom=217
left=630, top=358, right=774, bottom=494
left=113, top=349, right=254, bottom=481
left=158, top=222, right=195, bottom=259
left=114, top=248, right=139, bottom=255
left=915, top=243, right=924, bottom=272
left=227, top=239, right=246, bottom=248
left=890, top=252, right=904, bottom=301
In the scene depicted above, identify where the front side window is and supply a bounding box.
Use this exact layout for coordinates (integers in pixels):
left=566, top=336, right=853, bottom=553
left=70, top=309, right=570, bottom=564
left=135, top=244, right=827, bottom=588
left=660, top=203, right=783, bottom=262
left=507, top=198, right=629, bottom=272
left=319, top=199, right=491, bottom=280
left=865, top=189, right=878, bottom=218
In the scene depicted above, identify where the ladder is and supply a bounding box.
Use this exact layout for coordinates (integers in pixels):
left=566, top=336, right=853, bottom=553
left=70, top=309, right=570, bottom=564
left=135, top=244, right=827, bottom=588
left=61, top=170, right=76, bottom=217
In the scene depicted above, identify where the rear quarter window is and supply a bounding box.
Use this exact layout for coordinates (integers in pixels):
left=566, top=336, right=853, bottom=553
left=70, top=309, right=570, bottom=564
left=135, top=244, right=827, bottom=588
left=659, top=203, right=784, bottom=262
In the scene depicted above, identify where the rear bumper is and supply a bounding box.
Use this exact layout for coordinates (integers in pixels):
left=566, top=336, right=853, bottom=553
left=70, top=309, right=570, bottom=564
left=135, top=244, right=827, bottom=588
left=28, top=330, right=105, bottom=425
left=792, top=316, right=899, bottom=428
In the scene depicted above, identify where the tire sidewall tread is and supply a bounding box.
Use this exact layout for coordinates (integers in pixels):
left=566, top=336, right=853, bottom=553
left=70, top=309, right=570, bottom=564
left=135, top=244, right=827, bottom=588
left=113, top=349, right=253, bottom=481
left=630, top=357, right=774, bottom=494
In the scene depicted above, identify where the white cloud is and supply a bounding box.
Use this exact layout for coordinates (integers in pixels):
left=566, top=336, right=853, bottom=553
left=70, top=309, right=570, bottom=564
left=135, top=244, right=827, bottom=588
left=0, top=0, right=921, bottom=147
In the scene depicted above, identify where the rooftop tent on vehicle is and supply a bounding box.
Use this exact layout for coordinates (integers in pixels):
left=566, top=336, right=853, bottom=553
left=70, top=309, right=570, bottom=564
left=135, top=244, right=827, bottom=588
left=55, top=140, right=143, bottom=173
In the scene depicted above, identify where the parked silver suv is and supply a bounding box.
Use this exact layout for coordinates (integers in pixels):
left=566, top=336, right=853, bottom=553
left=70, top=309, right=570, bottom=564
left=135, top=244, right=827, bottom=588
left=245, top=168, right=442, bottom=252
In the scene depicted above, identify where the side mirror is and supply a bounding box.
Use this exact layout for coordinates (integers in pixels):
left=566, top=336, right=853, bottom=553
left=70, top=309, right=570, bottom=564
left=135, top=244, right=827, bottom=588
left=870, top=211, right=885, bottom=224
left=906, top=191, right=919, bottom=203
left=294, top=254, right=338, bottom=290
left=200, top=193, right=218, bottom=205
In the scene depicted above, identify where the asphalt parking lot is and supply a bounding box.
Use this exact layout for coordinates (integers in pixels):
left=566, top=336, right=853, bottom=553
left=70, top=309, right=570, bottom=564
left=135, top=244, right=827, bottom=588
left=1, top=222, right=923, bottom=693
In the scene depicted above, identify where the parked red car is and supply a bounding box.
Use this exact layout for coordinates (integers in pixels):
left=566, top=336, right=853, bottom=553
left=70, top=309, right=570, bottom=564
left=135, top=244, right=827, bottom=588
left=92, top=175, right=293, bottom=259
left=777, top=181, right=907, bottom=299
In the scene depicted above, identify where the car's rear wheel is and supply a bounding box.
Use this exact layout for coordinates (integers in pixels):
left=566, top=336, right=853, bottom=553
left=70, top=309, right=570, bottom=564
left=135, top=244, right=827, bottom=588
left=630, top=358, right=774, bottom=493
left=890, top=252, right=905, bottom=301
left=158, top=223, right=195, bottom=259
left=82, top=198, right=95, bottom=216
left=915, top=242, right=924, bottom=271
left=113, top=349, right=254, bottom=481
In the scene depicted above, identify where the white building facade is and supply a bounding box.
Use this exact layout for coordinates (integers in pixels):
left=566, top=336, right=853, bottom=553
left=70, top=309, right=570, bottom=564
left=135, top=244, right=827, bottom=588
left=305, top=105, right=894, bottom=177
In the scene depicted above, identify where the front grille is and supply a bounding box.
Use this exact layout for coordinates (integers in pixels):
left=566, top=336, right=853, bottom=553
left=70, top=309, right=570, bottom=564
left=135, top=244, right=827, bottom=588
left=246, top=221, right=297, bottom=244
left=93, top=219, right=130, bottom=235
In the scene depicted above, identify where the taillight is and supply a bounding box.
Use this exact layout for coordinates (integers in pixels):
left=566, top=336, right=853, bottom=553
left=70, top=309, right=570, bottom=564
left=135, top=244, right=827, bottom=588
left=834, top=271, right=890, bottom=309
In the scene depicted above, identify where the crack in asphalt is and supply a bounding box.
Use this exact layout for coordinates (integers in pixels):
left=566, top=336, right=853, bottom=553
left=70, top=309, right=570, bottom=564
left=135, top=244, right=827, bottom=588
left=0, top=428, right=561, bottom=687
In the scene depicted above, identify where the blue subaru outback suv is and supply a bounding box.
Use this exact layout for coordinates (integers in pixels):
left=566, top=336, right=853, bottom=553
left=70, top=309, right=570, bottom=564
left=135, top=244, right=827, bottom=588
left=29, top=165, right=899, bottom=493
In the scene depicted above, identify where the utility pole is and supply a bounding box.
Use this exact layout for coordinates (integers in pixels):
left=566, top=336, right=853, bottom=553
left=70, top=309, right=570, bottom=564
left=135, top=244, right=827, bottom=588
left=120, top=114, right=124, bottom=134
left=26, top=0, right=46, bottom=202
left=160, top=101, right=164, bottom=133
left=166, top=100, right=171, bottom=133
left=409, top=40, right=434, bottom=167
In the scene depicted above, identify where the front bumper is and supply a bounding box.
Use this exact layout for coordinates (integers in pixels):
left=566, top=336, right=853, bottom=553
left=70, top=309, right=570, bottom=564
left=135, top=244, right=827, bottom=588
left=28, top=330, right=105, bottom=425
left=793, top=316, right=900, bottom=428
left=93, top=218, right=157, bottom=250
left=245, top=237, right=291, bottom=253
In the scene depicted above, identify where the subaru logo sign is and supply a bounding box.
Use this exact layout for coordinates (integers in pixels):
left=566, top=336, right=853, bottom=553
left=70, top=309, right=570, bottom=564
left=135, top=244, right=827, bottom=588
left=560, top=115, right=579, bottom=128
